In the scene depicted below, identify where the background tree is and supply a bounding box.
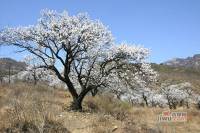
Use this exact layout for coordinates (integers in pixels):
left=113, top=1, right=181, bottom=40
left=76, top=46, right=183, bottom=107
left=0, top=9, right=157, bottom=111
left=0, top=72, right=3, bottom=83
left=161, top=82, right=193, bottom=109
left=7, top=62, right=13, bottom=84
left=23, top=56, right=39, bottom=85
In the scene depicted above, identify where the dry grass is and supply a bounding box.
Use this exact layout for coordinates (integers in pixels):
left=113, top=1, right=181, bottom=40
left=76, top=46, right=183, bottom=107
left=0, top=82, right=200, bottom=133
left=85, top=94, right=200, bottom=133
left=0, top=83, right=70, bottom=133
left=84, top=94, right=132, bottom=121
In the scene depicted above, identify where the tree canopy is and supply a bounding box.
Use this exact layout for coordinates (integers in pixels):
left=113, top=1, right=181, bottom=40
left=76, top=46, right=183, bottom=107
left=0, top=9, right=157, bottom=110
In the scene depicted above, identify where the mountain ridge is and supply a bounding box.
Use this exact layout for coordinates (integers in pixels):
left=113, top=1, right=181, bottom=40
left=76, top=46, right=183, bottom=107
left=163, top=54, right=200, bottom=69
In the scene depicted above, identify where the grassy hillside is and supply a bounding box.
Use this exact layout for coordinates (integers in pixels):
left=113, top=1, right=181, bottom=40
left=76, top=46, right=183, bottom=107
left=152, top=64, right=200, bottom=92
left=0, top=83, right=200, bottom=133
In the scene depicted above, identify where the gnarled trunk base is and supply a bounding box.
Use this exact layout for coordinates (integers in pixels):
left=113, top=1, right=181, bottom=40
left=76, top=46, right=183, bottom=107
left=70, top=98, right=83, bottom=111
left=68, top=86, right=94, bottom=111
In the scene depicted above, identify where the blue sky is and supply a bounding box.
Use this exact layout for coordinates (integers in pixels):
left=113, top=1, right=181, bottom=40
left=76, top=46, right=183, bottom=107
left=0, top=0, right=200, bottom=63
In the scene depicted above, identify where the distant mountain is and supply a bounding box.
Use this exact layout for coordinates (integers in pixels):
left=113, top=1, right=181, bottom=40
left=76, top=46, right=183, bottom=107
left=163, top=54, right=200, bottom=69
left=0, top=58, right=26, bottom=76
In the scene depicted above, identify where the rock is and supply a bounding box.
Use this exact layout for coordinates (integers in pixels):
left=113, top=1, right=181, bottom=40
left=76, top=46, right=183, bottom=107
left=112, top=125, right=118, bottom=132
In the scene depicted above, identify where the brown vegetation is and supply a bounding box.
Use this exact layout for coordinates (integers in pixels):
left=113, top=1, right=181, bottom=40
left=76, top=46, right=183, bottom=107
left=0, top=83, right=200, bottom=133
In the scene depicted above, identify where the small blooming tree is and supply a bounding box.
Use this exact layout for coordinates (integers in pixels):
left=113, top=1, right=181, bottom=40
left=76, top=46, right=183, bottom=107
left=0, top=9, right=157, bottom=110
left=148, top=92, right=168, bottom=108
left=23, top=55, right=41, bottom=85
left=161, top=82, right=193, bottom=109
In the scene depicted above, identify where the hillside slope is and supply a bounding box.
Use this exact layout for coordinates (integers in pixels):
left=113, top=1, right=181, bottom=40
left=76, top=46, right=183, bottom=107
left=152, top=63, right=200, bottom=92
left=0, top=58, right=26, bottom=78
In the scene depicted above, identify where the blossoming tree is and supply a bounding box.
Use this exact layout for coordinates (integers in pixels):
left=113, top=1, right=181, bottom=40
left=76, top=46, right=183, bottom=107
left=161, top=82, right=193, bottom=109
left=16, top=55, right=63, bottom=87
left=0, top=9, right=157, bottom=110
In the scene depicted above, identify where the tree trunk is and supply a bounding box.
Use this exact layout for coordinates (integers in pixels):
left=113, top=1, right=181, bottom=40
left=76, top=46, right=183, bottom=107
left=186, top=102, right=189, bottom=109
left=198, top=101, right=200, bottom=109
left=70, top=86, right=93, bottom=111
left=65, top=77, right=78, bottom=101
left=91, top=88, right=98, bottom=97
left=167, top=99, right=173, bottom=109
left=33, top=70, right=37, bottom=85
left=180, top=100, right=184, bottom=107
left=70, top=91, right=86, bottom=111
left=70, top=97, right=83, bottom=111
left=0, top=76, right=2, bottom=84
left=142, top=93, right=148, bottom=106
